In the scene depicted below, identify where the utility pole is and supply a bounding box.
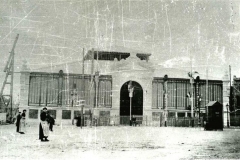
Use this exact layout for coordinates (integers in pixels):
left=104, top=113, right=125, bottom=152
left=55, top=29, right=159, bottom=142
left=95, top=71, right=99, bottom=108
left=82, top=48, right=85, bottom=99
left=163, top=75, right=168, bottom=127
left=189, top=45, right=194, bottom=118
left=82, top=48, right=85, bottom=127
left=88, top=48, right=95, bottom=108
left=190, top=74, right=194, bottom=127
left=0, top=34, right=19, bottom=123
left=229, top=65, right=231, bottom=110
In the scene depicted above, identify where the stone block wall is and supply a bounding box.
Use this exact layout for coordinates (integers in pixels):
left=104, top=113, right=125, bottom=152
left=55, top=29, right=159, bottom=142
left=222, top=73, right=230, bottom=127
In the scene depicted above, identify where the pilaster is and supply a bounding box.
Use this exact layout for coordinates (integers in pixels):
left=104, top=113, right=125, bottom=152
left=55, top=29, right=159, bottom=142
left=19, top=71, right=30, bottom=108
left=222, top=71, right=230, bottom=127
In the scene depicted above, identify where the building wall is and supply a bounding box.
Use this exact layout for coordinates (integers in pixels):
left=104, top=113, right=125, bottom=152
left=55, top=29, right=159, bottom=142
left=19, top=54, right=226, bottom=126
left=111, top=70, right=153, bottom=117
left=222, top=73, right=230, bottom=127
left=19, top=72, right=30, bottom=120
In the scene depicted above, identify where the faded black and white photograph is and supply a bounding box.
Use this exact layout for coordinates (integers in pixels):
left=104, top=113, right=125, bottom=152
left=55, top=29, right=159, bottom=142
left=0, top=0, right=240, bottom=159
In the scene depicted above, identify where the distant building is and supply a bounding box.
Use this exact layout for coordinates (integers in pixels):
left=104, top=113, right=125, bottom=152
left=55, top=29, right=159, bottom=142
left=230, top=76, right=240, bottom=126
left=232, top=76, right=240, bottom=111
left=19, top=49, right=225, bottom=125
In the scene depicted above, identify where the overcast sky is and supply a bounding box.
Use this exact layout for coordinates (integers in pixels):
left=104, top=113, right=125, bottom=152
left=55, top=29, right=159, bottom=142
left=0, top=0, right=240, bottom=100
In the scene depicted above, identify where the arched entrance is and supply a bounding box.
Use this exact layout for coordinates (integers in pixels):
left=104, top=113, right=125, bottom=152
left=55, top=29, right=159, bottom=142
left=120, top=81, right=143, bottom=124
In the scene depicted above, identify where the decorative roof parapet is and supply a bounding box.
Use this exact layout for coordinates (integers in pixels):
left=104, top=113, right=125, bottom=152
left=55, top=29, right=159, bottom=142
left=84, top=49, right=151, bottom=61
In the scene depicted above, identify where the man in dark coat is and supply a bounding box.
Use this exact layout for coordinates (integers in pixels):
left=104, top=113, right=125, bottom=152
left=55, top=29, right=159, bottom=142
left=39, top=107, right=49, bottom=142
left=76, top=114, right=81, bottom=127
left=16, top=112, right=21, bottom=133
left=47, top=113, right=55, bottom=131
left=20, top=110, right=26, bottom=134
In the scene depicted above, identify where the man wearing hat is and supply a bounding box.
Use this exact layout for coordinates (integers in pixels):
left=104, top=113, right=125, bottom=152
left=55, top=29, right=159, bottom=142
left=16, top=111, right=21, bottom=133
left=20, top=109, right=27, bottom=134
left=39, top=107, right=50, bottom=141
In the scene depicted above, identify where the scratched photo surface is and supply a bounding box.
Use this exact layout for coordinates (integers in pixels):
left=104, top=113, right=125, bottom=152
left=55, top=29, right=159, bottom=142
left=0, top=0, right=240, bottom=159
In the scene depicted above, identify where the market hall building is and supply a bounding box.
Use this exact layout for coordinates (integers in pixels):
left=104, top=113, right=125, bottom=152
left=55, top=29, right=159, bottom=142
left=19, top=49, right=227, bottom=126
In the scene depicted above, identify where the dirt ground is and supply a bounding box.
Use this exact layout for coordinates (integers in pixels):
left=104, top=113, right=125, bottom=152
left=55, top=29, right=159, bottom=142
left=0, top=124, right=240, bottom=160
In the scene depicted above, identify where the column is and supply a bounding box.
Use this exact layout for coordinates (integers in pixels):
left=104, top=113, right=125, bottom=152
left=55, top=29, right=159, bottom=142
left=222, top=71, right=230, bottom=127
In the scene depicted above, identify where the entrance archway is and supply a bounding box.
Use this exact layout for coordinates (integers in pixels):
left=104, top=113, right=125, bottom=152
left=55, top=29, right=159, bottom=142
left=120, top=81, right=143, bottom=120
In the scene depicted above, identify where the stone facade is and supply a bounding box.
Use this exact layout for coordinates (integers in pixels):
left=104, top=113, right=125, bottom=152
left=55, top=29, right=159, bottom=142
left=222, top=71, right=231, bottom=127
left=18, top=51, right=229, bottom=127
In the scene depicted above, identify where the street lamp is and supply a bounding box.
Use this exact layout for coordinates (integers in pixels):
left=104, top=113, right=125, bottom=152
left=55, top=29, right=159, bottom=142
left=128, top=81, right=134, bottom=126
left=197, top=95, right=202, bottom=126
left=188, top=71, right=200, bottom=127
left=226, top=103, right=230, bottom=128
left=95, top=71, right=100, bottom=108
left=188, top=72, right=194, bottom=118
left=163, top=75, right=168, bottom=127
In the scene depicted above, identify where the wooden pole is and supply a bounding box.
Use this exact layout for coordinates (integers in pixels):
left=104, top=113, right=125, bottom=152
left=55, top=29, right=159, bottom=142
left=81, top=48, right=85, bottom=128
left=82, top=48, right=85, bottom=97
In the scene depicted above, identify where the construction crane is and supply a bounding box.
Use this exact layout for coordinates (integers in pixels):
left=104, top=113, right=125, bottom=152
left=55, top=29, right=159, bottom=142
left=0, top=34, right=19, bottom=123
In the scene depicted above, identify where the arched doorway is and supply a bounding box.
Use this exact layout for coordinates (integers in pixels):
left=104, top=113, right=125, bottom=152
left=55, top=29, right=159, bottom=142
left=120, top=81, right=143, bottom=124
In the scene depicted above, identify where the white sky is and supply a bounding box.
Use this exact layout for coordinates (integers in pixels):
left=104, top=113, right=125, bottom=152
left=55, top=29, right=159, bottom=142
left=0, top=0, right=240, bottom=99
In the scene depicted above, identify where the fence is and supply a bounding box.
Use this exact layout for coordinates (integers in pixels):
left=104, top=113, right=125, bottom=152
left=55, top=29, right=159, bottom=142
left=79, top=115, right=204, bottom=127
left=230, top=112, right=240, bottom=126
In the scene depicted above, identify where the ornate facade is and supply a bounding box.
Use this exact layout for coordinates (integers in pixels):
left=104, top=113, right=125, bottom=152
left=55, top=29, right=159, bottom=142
left=19, top=50, right=225, bottom=125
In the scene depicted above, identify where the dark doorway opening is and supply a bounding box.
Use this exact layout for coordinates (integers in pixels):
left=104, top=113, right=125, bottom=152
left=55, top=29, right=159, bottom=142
left=120, top=81, right=143, bottom=124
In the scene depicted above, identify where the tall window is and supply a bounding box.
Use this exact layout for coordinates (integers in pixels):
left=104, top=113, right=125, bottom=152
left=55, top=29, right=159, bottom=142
left=29, top=74, right=59, bottom=106
left=152, top=78, right=222, bottom=110
left=98, top=78, right=112, bottom=107
left=28, top=72, right=112, bottom=107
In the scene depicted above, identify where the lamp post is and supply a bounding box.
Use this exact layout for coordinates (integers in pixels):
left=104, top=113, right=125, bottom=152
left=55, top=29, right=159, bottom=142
left=188, top=72, right=194, bottom=127
left=188, top=72, right=194, bottom=118
left=226, top=103, right=230, bottom=128
left=197, top=95, right=202, bottom=126
left=71, top=91, right=74, bottom=107
left=188, top=71, right=200, bottom=127
left=163, top=75, right=168, bottom=127
left=95, top=71, right=100, bottom=108
left=128, top=81, right=134, bottom=126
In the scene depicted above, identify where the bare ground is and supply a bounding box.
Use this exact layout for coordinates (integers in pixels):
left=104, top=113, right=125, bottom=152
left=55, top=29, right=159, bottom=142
left=0, top=124, right=240, bottom=160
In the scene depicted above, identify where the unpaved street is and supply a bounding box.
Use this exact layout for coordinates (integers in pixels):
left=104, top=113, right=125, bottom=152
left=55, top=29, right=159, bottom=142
left=0, top=124, right=240, bottom=160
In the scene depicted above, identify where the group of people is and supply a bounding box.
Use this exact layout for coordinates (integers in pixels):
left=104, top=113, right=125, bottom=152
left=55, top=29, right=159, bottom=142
left=14, top=107, right=55, bottom=142
left=39, top=107, right=55, bottom=142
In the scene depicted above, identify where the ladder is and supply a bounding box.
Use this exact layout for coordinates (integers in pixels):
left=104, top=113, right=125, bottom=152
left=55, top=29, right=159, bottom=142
left=0, top=34, right=19, bottom=122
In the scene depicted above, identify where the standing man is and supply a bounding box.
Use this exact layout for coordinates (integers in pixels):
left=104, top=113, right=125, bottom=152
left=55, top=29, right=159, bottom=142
left=16, top=111, right=21, bottom=133
left=47, top=113, right=55, bottom=132
left=76, top=114, right=81, bottom=127
left=20, top=110, right=26, bottom=134
left=13, top=108, right=19, bottom=124
left=39, top=107, right=49, bottom=142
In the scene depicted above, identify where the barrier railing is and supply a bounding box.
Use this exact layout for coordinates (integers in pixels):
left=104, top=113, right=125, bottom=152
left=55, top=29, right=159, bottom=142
left=76, top=115, right=204, bottom=127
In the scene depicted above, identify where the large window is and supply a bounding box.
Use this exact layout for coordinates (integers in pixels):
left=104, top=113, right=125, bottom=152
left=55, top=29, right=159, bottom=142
left=29, top=74, right=59, bottom=106
left=98, top=78, right=112, bottom=107
left=28, top=72, right=112, bottom=107
left=152, top=78, right=223, bottom=110
left=152, top=78, right=190, bottom=109
left=199, top=81, right=223, bottom=107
